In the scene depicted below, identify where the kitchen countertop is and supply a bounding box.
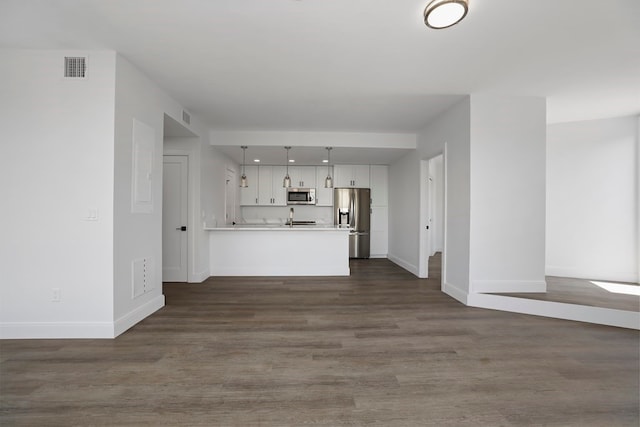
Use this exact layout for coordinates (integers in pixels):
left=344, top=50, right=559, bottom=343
left=205, top=224, right=350, bottom=231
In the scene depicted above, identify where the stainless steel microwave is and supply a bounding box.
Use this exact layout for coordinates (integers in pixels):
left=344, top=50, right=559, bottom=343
left=286, top=188, right=316, bottom=205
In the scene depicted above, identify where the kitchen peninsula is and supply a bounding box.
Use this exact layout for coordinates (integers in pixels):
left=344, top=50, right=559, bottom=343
left=206, top=224, right=350, bottom=276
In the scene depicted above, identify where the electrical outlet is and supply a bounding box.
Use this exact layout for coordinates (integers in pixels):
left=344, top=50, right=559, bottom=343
left=52, top=288, right=61, bottom=302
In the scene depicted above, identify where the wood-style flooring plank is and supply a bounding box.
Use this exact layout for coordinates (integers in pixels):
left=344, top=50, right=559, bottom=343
left=1, top=259, right=638, bottom=426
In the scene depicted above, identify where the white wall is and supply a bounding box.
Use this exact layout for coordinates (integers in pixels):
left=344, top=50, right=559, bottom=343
left=0, top=49, right=116, bottom=338
left=546, top=115, right=639, bottom=283
left=469, top=95, right=547, bottom=293
left=113, top=55, right=203, bottom=332
left=414, top=98, right=472, bottom=299
left=430, top=154, right=444, bottom=253
left=391, top=96, right=547, bottom=299
left=388, top=152, right=422, bottom=274
left=199, top=143, right=240, bottom=278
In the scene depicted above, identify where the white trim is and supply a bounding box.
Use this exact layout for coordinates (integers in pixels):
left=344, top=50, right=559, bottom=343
left=209, top=266, right=350, bottom=276
left=468, top=293, right=640, bottom=330
left=163, top=146, right=201, bottom=283
left=471, top=280, right=547, bottom=293
left=191, top=270, right=209, bottom=283
left=636, top=115, right=640, bottom=284
left=0, top=321, right=114, bottom=339
left=388, top=253, right=419, bottom=277
left=370, top=254, right=388, bottom=259
left=113, top=295, right=165, bottom=337
left=442, top=281, right=468, bottom=305
left=418, top=159, right=429, bottom=278
left=441, top=145, right=449, bottom=291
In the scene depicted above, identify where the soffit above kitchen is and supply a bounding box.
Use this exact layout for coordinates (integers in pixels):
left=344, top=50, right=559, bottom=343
left=1, top=0, right=638, bottom=131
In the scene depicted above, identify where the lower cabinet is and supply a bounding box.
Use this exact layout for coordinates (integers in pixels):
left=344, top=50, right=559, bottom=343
left=370, top=206, right=388, bottom=257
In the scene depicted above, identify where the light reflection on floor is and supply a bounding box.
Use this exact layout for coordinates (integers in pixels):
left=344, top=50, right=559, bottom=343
left=591, top=281, right=640, bottom=296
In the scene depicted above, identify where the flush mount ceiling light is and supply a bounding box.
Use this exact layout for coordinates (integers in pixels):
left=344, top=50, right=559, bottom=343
left=424, top=0, right=469, bottom=29
left=240, top=146, right=248, bottom=188
left=283, top=146, right=292, bottom=188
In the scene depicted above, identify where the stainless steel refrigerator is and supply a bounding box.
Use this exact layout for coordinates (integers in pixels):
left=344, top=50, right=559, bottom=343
left=334, top=188, right=370, bottom=258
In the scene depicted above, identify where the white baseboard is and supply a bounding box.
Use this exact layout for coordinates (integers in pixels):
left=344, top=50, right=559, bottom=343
left=190, top=269, right=209, bottom=283
left=545, top=266, right=638, bottom=284
left=442, top=281, right=468, bottom=305
left=472, top=280, right=547, bottom=293
left=387, top=253, right=419, bottom=276
left=467, top=293, right=640, bottom=330
left=0, top=321, right=115, bottom=339
left=209, top=266, right=350, bottom=276
left=370, top=254, right=388, bottom=259
left=113, top=295, right=165, bottom=337
left=1, top=295, right=165, bottom=339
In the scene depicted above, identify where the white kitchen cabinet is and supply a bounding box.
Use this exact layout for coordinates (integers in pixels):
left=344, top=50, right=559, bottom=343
left=239, top=165, right=259, bottom=206
left=257, top=166, right=287, bottom=206
left=333, top=164, right=370, bottom=188
left=315, top=166, right=334, bottom=206
left=370, top=206, right=389, bottom=258
left=289, top=166, right=316, bottom=188
left=370, top=165, right=388, bottom=207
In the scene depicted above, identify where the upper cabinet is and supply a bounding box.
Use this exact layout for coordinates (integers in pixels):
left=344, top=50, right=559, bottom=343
left=240, top=164, right=386, bottom=209
left=288, top=166, right=317, bottom=188
left=237, top=166, right=286, bottom=207
left=370, top=165, right=388, bottom=207
left=239, top=165, right=259, bottom=206
left=257, top=165, right=287, bottom=206
left=333, top=165, right=370, bottom=188
left=315, top=166, right=334, bottom=206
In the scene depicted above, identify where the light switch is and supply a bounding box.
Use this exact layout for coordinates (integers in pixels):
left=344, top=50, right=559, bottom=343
left=83, top=208, right=98, bottom=221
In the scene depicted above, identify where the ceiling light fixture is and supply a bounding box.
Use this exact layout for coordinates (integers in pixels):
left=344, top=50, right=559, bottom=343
left=240, top=146, right=248, bottom=188
left=424, top=0, right=469, bottom=29
left=283, top=146, right=292, bottom=188
left=324, top=147, right=333, bottom=188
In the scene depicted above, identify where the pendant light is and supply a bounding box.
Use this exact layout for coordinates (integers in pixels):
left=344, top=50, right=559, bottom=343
left=324, top=147, right=333, bottom=188
left=283, top=146, right=292, bottom=188
left=424, top=0, right=469, bottom=29
left=239, top=146, right=248, bottom=188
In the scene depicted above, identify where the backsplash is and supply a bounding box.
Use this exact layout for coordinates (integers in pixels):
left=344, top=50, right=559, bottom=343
left=240, top=206, right=333, bottom=224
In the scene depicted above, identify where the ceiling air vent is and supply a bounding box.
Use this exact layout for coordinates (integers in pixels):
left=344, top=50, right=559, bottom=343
left=182, top=110, right=191, bottom=125
left=64, top=56, right=87, bottom=78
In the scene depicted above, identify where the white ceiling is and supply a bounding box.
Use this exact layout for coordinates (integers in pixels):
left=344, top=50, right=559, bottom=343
left=2, top=1, right=639, bottom=160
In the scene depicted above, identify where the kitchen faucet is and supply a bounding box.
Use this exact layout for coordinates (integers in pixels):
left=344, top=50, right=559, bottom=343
left=289, top=207, right=294, bottom=227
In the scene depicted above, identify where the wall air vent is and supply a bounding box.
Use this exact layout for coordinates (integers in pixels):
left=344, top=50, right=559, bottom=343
left=182, top=110, right=191, bottom=125
left=64, top=56, right=87, bottom=78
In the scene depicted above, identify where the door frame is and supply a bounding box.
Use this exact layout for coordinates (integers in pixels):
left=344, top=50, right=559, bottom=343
left=418, top=147, right=448, bottom=287
left=225, top=167, right=236, bottom=225
left=163, top=148, right=197, bottom=282
left=162, top=155, right=189, bottom=282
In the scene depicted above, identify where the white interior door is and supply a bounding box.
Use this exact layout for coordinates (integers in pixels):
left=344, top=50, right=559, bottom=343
left=162, top=155, right=188, bottom=282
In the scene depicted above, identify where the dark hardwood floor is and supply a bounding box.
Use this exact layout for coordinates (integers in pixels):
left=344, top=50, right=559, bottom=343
left=1, top=259, right=638, bottom=426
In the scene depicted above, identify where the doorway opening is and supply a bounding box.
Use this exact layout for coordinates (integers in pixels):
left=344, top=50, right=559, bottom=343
left=162, top=113, right=198, bottom=283
left=162, top=155, right=189, bottom=282
left=419, top=152, right=446, bottom=282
